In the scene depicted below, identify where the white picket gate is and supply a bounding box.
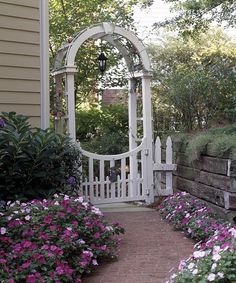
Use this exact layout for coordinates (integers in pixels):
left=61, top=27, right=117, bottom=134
left=78, top=140, right=146, bottom=204
left=78, top=136, right=176, bottom=204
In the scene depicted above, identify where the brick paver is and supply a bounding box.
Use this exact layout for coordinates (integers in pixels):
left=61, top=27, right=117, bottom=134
left=83, top=211, right=194, bottom=283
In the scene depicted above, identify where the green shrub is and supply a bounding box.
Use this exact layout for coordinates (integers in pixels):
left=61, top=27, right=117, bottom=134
left=0, top=112, right=81, bottom=201
left=76, top=104, right=129, bottom=154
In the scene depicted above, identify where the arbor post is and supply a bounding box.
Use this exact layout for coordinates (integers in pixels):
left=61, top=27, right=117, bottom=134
left=142, top=72, right=154, bottom=203
left=65, top=68, right=77, bottom=141
left=128, top=78, right=137, bottom=197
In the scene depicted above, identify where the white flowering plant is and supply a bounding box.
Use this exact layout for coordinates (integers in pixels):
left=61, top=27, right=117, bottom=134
left=169, top=244, right=236, bottom=283
left=160, top=192, right=236, bottom=283
left=0, top=194, right=124, bottom=282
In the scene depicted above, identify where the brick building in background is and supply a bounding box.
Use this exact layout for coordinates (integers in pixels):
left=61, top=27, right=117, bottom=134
left=101, top=88, right=126, bottom=105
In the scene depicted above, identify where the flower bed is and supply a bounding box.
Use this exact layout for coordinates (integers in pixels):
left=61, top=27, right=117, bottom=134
left=0, top=194, right=124, bottom=282
left=159, top=192, right=236, bottom=283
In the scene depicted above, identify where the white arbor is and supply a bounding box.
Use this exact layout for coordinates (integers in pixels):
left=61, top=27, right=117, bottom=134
left=52, top=23, right=175, bottom=204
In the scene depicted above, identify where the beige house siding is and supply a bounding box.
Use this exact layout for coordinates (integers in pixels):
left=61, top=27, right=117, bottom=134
left=0, top=0, right=41, bottom=127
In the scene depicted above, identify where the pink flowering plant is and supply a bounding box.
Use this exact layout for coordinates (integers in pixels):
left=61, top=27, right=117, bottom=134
left=159, top=192, right=223, bottom=240
left=160, top=192, right=236, bottom=283
left=0, top=194, right=124, bottom=282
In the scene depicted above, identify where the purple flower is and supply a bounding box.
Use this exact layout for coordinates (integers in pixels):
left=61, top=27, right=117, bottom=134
left=0, top=118, right=5, bottom=128
left=67, top=176, right=77, bottom=186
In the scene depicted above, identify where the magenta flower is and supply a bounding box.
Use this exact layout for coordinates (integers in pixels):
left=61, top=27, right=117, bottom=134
left=21, top=261, right=31, bottom=269
left=26, top=275, right=36, bottom=283
left=43, top=215, right=53, bottom=224
left=94, top=232, right=100, bottom=239
left=56, top=266, right=64, bottom=275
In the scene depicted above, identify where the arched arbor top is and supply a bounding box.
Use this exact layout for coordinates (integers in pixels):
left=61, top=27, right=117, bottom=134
left=52, top=22, right=152, bottom=77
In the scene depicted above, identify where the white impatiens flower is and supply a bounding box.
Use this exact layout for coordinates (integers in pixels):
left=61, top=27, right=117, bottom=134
left=192, top=269, right=198, bottom=275
left=193, top=250, right=205, bottom=258
left=212, top=253, right=221, bottom=261
left=229, top=227, right=236, bottom=238
left=25, top=215, right=31, bottom=221
left=91, top=206, right=103, bottom=216
left=0, top=227, right=6, bottom=235
left=217, top=272, right=224, bottom=279
left=187, top=227, right=192, bottom=234
left=213, top=246, right=221, bottom=253
left=105, top=226, right=113, bottom=232
left=82, top=202, right=88, bottom=208
left=207, top=273, right=216, bottom=281
left=178, top=260, right=186, bottom=270
left=74, top=196, right=84, bottom=203
left=211, top=263, right=217, bottom=270
left=92, top=259, right=98, bottom=266
left=188, top=262, right=195, bottom=270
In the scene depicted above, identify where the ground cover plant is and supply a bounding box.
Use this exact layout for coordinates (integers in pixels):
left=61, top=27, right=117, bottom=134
left=172, top=124, right=236, bottom=162
left=0, top=194, right=124, bottom=282
left=160, top=192, right=236, bottom=283
left=0, top=112, right=81, bottom=201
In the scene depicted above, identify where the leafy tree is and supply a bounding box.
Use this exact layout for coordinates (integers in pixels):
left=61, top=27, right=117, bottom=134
left=155, top=0, right=236, bottom=37
left=149, top=30, right=236, bottom=134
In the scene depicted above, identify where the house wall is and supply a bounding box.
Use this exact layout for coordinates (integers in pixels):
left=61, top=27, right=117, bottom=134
left=0, top=0, right=41, bottom=127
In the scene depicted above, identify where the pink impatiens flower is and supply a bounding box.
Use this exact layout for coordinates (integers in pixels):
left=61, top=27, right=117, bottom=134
left=94, top=232, right=100, bottom=239
left=21, top=261, right=31, bottom=269
left=56, top=266, right=64, bottom=275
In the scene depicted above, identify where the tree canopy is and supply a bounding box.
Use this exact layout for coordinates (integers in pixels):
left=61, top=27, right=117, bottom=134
left=155, top=0, right=236, bottom=37
left=149, top=30, right=236, bottom=134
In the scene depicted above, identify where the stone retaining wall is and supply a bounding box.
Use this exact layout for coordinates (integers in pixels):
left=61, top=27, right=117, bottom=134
left=172, top=141, right=236, bottom=223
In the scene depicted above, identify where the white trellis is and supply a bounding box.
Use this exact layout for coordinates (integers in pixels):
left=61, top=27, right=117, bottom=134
left=51, top=22, right=176, bottom=204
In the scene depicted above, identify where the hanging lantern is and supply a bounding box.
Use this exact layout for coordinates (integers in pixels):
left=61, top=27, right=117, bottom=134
left=97, top=52, right=107, bottom=74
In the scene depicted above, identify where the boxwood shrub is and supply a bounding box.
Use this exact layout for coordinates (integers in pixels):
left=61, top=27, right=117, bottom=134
left=0, top=112, right=81, bottom=202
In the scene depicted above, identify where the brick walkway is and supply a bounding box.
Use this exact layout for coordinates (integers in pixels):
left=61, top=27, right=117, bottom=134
left=83, top=210, right=194, bottom=283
